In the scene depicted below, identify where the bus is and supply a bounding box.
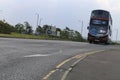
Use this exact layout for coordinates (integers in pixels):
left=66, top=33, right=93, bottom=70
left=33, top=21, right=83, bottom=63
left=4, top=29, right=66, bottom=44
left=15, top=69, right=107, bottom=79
left=87, top=9, right=112, bottom=44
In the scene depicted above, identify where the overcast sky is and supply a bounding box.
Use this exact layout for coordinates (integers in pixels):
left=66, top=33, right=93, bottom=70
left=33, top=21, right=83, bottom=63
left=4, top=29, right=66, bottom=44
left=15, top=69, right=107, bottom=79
left=0, top=0, right=120, bottom=40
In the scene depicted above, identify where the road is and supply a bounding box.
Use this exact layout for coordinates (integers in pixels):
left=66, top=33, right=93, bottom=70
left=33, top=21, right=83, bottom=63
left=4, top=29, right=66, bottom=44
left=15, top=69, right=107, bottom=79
left=65, top=49, right=120, bottom=80
left=0, top=38, right=119, bottom=80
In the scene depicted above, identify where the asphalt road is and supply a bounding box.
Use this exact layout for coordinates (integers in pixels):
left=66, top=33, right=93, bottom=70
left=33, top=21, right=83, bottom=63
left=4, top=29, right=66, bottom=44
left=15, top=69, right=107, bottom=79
left=0, top=38, right=119, bottom=80
left=66, top=49, right=120, bottom=80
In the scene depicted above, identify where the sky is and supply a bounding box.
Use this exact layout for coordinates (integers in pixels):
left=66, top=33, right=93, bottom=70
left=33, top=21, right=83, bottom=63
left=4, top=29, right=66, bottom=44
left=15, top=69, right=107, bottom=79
left=0, top=0, right=120, bottom=41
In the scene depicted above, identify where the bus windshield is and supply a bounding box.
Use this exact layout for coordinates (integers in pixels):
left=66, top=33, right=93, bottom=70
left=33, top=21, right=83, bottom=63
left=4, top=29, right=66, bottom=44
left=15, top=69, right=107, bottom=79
left=89, top=26, right=108, bottom=34
left=90, top=19, right=108, bottom=26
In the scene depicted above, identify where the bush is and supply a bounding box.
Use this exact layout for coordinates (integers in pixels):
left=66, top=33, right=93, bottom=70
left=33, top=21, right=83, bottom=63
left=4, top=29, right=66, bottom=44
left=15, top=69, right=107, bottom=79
left=0, top=20, right=15, bottom=34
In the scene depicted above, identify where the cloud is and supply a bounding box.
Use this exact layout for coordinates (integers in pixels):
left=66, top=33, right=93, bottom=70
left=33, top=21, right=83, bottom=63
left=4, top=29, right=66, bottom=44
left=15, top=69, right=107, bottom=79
left=97, top=0, right=110, bottom=8
left=0, top=0, right=13, bottom=4
left=96, top=0, right=120, bottom=14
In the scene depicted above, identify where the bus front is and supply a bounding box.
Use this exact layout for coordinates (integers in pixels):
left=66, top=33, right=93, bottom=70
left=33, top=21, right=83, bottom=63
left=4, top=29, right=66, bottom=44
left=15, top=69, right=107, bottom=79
left=87, top=10, right=110, bottom=43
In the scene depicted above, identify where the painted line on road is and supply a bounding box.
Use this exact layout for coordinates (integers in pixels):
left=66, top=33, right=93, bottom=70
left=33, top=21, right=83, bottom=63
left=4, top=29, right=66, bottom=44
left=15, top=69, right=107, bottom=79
left=61, top=68, right=72, bottom=80
left=56, top=58, right=73, bottom=69
left=61, top=50, right=105, bottom=80
left=42, top=50, right=105, bottom=80
left=24, top=54, right=49, bottom=58
left=61, top=55, right=86, bottom=80
left=43, top=69, right=57, bottom=80
left=42, top=58, right=73, bottom=80
left=70, top=55, right=86, bottom=67
left=24, top=49, right=63, bottom=58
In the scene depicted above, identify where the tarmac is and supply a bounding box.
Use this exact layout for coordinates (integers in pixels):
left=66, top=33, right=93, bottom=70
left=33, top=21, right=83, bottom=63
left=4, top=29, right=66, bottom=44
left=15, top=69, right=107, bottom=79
left=65, top=49, right=120, bottom=80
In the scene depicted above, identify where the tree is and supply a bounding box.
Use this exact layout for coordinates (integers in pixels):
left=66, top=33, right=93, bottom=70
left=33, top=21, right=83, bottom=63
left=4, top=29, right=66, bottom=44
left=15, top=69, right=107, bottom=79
left=24, top=22, right=33, bottom=34
left=65, top=27, right=70, bottom=31
left=60, top=27, right=71, bottom=39
left=43, top=25, right=50, bottom=32
left=74, top=31, right=83, bottom=41
left=35, top=26, right=44, bottom=35
left=15, top=23, right=25, bottom=33
left=60, top=30, right=69, bottom=39
left=43, top=24, right=54, bottom=34
left=0, top=20, right=15, bottom=34
left=56, top=28, right=61, bottom=32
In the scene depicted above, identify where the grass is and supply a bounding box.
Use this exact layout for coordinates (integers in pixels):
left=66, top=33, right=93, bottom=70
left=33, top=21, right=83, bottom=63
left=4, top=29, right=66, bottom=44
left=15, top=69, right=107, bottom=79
left=0, top=33, right=66, bottom=41
left=0, top=33, right=87, bottom=42
left=2, top=33, right=120, bottom=45
left=112, top=41, right=120, bottom=45
left=0, top=33, right=48, bottom=39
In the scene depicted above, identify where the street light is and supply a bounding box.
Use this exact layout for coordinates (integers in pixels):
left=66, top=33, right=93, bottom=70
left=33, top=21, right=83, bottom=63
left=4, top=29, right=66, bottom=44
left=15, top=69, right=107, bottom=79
left=0, top=10, right=3, bottom=20
left=115, top=29, right=119, bottom=42
left=36, top=13, right=39, bottom=27
left=35, top=13, right=43, bottom=27
left=78, top=20, right=83, bottom=36
left=39, top=18, right=43, bottom=26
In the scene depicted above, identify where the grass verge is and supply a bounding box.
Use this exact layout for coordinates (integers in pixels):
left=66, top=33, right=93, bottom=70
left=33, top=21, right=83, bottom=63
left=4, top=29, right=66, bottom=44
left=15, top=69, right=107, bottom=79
left=0, top=33, right=87, bottom=42
left=0, top=33, right=67, bottom=41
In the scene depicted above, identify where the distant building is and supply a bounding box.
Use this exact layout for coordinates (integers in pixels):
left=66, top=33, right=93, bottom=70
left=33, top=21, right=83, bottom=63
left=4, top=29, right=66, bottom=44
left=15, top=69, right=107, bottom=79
left=46, top=26, right=57, bottom=36
left=63, top=28, right=77, bottom=39
left=68, top=30, right=77, bottom=39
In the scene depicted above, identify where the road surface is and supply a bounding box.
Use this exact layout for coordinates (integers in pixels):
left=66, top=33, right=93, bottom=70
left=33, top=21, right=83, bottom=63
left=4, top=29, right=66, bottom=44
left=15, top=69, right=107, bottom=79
left=0, top=38, right=119, bottom=80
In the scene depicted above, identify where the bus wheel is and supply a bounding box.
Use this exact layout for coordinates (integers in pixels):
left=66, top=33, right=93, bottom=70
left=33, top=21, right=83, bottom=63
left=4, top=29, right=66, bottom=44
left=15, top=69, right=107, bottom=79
left=89, top=40, right=92, bottom=43
left=104, top=41, right=109, bottom=45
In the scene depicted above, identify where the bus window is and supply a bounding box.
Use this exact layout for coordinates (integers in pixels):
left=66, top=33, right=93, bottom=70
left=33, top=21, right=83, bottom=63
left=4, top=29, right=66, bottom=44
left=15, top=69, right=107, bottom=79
left=90, top=19, right=108, bottom=26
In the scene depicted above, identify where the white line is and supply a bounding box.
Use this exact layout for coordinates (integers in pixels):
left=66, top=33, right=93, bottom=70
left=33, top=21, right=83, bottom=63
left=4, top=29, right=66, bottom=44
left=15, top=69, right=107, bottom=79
left=24, top=54, right=49, bottom=57
left=61, top=70, right=70, bottom=80
left=24, top=49, right=63, bottom=58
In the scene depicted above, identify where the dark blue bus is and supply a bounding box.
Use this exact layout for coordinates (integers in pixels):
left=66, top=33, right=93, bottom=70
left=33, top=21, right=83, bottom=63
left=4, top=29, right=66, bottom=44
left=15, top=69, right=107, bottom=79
left=87, top=10, right=112, bottom=44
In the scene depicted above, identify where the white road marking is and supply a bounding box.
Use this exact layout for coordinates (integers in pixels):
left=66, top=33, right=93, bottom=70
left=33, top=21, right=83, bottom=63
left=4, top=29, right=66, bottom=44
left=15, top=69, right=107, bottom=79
left=24, top=49, right=63, bottom=58
left=24, top=54, right=49, bottom=57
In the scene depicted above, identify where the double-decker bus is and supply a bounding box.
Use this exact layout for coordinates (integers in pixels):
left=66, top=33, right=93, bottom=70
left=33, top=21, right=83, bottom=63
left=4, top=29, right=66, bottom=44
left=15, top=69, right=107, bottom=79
left=87, top=9, right=112, bottom=44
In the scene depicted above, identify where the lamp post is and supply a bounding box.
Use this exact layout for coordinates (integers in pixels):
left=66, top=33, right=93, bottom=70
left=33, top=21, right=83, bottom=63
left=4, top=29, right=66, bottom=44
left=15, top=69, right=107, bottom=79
left=115, top=29, right=118, bottom=42
left=39, top=18, right=43, bottom=27
left=78, top=20, right=83, bottom=36
left=36, top=13, right=39, bottom=27
left=0, top=10, right=3, bottom=20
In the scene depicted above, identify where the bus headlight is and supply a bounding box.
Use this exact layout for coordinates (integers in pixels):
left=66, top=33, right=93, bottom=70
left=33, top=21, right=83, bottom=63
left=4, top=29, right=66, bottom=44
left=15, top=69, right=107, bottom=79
left=99, top=30, right=106, bottom=34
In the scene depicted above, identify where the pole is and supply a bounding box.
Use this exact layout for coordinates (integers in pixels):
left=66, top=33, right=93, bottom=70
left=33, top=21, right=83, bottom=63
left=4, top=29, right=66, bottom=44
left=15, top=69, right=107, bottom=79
left=36, top=13, right=39, bottom=27
left=39, top=18, right=43, bottom=27
left=0, top=10, right=3, bottom=20
left=78, top=20, right=83, bottom=36
left=81, top=20, right=83, bottom=37
left=116, top=29, right=118, bottom=41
